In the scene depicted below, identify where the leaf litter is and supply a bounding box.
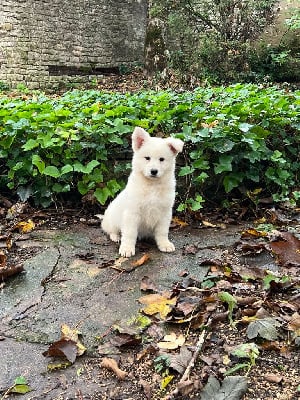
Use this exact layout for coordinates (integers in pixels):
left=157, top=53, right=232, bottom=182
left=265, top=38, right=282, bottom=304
left=0, top=195, right=299, bottom=399
left=94, top=221, right=299, bottom=399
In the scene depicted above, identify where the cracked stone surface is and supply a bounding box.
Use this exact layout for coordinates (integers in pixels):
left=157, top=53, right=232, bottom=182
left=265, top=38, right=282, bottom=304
left=0, top=223, right=248, bottom=398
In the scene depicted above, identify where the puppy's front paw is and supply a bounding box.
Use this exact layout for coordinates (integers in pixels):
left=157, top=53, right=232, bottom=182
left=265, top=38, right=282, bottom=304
left=119, top=244, right=135, bottom=257
left=158, top=240, right=175, bottom=253
left=110, top=233, right=120, bottom=242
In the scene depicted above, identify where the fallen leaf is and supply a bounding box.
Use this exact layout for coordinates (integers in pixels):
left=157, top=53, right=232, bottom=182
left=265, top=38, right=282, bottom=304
left=0, top=251, right=7, bottom=268
left=131, top=253, right=150, bottom=268
left=264, top=373, right=283, bottom=384
left=168, top=345, right=193, bottom=374
left=0, top=255, right=24, bottom=281
left=9, top=376, right=32, bottom=395
left=246, top=318, right=281, bottom=341
left=97, top=342, right=120, bottom=355
left=6, top=235, right=13, bottom=250
left=269, top=231, right=300, bottom=267
left=43, top=324, right=86, bottom=363
left=182, top=244, right=199, bottom=255
left=161, top=374, right=174, bottom=389
left=6, top=202, right=27, bottom=219
left=200, top=375, right=248, bottom=400
left=157, top=332, right=185, bottom=350
left=110, top=256, right=128, bottom=271
left=241, top=228, right=268, bottom=238
left=61, top=324, right=86, bottom=356
left=139, top=293, right=177, bottom=319
left=223, top=354, right=231, bottom=365
left=140, top=275, right=158, bottom=292
left=110, top=332, right=142, bottom=348
left=287, top=312, right=300, bottom=334
left=136, top=344, right=157, bottom=361
left=176, top=296, right=199, bottom=316
left=43, top=338, right=78, bottom=363
left=14, top=219, right=35, bottom=233
left=47, top=361, right=72, bottom=371
left=176, top=379, right=197, bottom=397
left=172, top=216, right=189, bottom=227
left=101, top=357, right=127, bottom=380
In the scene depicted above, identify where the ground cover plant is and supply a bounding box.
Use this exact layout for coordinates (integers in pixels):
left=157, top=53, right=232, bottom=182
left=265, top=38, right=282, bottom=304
left=0, top=84, right=299, bottom=210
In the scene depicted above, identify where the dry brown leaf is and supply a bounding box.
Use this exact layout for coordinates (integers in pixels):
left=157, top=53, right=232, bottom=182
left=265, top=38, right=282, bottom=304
left=61, top=324, right=86, bottom=356
left=172, top=216, right=189, bottom=228
left=157, top=332, right=186, bottom=350
left=131, top=253, right=150, bottom=268
left=43, top=338, right=78, bottom=363
left=101, top=357, right=127, bottom=380
left=269, top=231, right=300, bottom=267
left=0, top=251, right=6, bottom=268
left=140, top=276, right=158, bottom=292
left=0, top=263, right=24, bottom=280
left=43, top=324, right=86, bottom=363
left=264, top=373, right=283, bottom=384
left=287, top=312, right=300, bottom=334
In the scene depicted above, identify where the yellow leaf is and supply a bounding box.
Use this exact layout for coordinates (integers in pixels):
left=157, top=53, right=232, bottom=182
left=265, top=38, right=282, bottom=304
left=161, top=374, right=174, bottom=389
left=223, top=354, right=231, bottom=365
left=47, top=361, right=72, bottom=371
left=15, top=219, right=35, bottom=233
left=201, top=120, right=219, bottom=128
left=61, top=324, right=86, bottom=356
left=139, top=293, right=177, bottom=319
left=172, top=216, right=188, bottom=227
left=241, top=228, right=267, bottom=238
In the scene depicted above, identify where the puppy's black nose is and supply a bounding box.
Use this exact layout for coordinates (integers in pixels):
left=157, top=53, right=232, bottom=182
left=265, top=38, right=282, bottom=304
left=150, top=169, right=158, bottom=176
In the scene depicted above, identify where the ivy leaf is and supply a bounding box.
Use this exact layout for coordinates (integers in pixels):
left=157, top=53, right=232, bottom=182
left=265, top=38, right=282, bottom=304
left=32, top=154, right=45, bottom=173
left=22, top=138, right=39, bottom=151
left=43, top=165, right=61, bottom=178
left=179, top=165, right=195, bottom=176
left=238, top=122, right=253, bottom=133
left=214, top=155, right=233, bottom=174
left=9, top=376, right=32, bottom=394
left=246, top=317, right=281, bottom=340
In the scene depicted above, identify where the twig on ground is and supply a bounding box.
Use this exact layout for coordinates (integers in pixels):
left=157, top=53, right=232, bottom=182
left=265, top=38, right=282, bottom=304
left=164, top=317, right=213, bottom=400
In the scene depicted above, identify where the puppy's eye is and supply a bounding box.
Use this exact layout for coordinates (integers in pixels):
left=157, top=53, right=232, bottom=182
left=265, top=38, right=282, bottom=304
left=145, top=156, right=150, bottom=161
left=159, top=157, right=165, bottom=162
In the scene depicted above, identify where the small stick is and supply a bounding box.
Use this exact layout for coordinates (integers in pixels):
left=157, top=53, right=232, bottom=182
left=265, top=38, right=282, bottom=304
left=164, top=317, right=213, bottom=399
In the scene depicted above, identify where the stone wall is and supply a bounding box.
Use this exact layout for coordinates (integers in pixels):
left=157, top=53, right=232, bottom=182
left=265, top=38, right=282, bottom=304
left=0, top=0, right=148, bottom=89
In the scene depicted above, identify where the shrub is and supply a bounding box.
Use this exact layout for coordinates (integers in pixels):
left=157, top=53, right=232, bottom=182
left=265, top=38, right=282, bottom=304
left=148, top=0, right=281, bottom=82
left=0, top=85, right=299, bottom=209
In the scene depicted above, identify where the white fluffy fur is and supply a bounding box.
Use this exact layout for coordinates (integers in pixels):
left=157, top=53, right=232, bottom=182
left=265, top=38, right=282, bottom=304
left=101, top=127, right=184, bottom=257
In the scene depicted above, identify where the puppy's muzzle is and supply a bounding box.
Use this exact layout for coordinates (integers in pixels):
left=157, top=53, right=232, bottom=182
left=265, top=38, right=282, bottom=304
left=150, top=169, right=158, bottom=177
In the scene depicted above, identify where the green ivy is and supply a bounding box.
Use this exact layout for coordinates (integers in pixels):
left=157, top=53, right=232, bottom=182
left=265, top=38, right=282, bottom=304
left=0, top=84, right=299, bottom=209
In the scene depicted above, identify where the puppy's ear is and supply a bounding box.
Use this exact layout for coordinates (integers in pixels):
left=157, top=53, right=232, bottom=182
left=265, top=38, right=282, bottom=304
left=132, top=127, right=150, bottom=151
left=166, top=138, right=184, bottom=155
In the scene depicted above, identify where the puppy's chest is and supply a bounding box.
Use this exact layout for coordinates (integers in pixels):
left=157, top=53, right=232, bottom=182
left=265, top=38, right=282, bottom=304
left=139, top=186, right=173, bottom=208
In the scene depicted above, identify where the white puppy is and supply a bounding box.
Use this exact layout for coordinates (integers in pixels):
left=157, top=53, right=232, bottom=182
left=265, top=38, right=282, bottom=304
left=101, top=127, right=184, bottom=257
